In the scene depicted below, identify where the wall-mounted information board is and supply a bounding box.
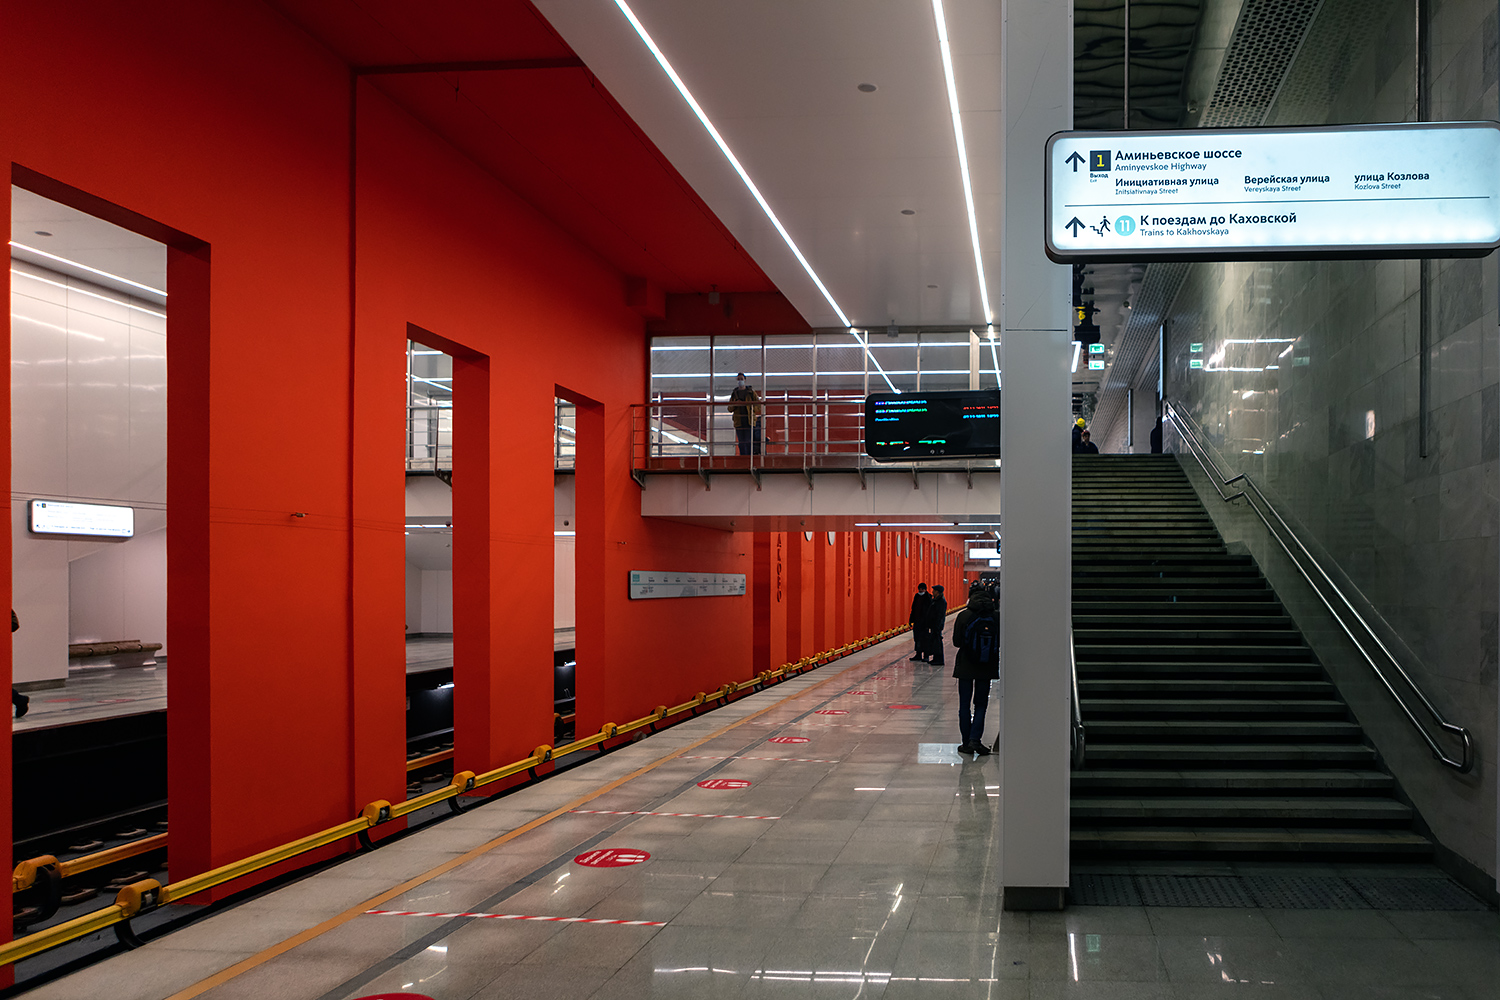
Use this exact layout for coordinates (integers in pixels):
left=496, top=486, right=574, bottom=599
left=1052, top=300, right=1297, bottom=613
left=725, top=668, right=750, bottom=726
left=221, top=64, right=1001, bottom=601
left=629, top=571, right=746, bottom=600
left=864, top=389, right=1001, bottom=460
left=1046, top=122, right=1500, bottom=262
left=29, top=499, right=134, bottom=538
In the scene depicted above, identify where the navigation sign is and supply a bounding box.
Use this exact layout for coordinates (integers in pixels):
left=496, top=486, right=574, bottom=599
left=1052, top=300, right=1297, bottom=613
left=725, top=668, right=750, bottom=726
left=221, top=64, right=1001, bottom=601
left=1046, top=122, right=1500, bottom=262
left=864, top=389, right=1001, bottom=461
left=574, top=848, right=650, bottom=868
left=629, top=571, right=746, bottom=600
left=29, top=500, right=134, bottom=538
left=1065, top=151, right=1085, bottom=172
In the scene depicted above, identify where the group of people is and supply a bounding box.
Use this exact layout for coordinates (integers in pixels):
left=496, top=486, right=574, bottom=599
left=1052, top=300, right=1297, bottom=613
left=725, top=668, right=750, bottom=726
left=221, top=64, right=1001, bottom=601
left=909, top=580, right=1001, bottom=757
left=1072, top=416, right=1099, bottom=453
left=906, top=582, right=948, bottom=665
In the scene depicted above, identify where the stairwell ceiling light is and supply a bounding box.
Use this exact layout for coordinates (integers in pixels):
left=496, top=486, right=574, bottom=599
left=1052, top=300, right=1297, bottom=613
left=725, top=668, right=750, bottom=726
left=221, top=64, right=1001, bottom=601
left=932, top=0, right=993, bottom=325
left=612, top=0, right=851, bottom=328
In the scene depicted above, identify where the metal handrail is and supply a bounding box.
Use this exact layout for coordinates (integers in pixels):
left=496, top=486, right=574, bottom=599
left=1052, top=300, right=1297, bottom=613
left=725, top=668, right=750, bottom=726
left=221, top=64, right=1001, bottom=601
left=1164, top=401, right=1474, bottom=773
left=1069, top=628, right=1085, bottom=770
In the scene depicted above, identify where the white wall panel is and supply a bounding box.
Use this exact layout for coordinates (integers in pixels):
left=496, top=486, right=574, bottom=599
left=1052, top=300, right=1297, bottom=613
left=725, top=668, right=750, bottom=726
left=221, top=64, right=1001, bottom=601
left=11, top=259, right=167, bottom=682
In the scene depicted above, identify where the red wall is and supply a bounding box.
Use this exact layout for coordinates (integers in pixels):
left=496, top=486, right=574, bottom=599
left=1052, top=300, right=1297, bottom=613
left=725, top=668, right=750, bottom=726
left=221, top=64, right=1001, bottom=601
left=0, top=0, right=982, bottom=943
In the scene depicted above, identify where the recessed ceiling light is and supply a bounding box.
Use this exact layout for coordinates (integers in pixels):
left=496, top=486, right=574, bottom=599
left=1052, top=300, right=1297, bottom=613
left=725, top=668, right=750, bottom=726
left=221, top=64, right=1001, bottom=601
left=900, top=209, right=916, bottom=216
left=857, top=83, right=877, bottom=93
left=33, top=231, right=51, bottom=237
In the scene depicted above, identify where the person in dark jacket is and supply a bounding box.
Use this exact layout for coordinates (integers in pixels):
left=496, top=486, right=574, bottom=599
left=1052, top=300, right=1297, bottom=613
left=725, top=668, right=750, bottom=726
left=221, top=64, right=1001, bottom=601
left=922, top=584, right=948, bottom=665
left=11, top=609, right=27, bottom=719
left=1072, top=417, right=1085, bottom=450
left=908, top=583, right=931, bottom=661
left=951, top=586, right=1000, bottom=754
left=1073, top=430, right=1099, bottom=454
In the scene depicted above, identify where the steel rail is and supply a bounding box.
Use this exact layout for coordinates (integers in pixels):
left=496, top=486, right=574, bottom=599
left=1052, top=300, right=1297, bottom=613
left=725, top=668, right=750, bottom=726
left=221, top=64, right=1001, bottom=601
left=1165, top=401, right=1473, bottom=773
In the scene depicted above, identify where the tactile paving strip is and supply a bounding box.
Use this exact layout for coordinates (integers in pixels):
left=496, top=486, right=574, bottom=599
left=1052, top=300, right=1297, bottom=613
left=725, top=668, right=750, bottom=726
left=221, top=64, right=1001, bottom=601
left=1346, top=877, right=1490, bottom=912
left=1070, top=874, right=1488, bottom=910
left=1134, top=875, right=1257, bottom=908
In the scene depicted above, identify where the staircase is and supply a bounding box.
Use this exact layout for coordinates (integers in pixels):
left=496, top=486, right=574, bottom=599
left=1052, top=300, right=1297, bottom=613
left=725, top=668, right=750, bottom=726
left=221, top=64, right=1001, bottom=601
left=1069, top=454, right=1431, bottom=860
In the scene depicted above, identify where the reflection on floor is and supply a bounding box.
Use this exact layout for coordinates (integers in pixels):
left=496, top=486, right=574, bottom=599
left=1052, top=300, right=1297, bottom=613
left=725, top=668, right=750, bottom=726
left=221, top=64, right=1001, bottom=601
left=23, top=624, right=1498, bottom=1000
left=12, top=664, right=166, bottom=732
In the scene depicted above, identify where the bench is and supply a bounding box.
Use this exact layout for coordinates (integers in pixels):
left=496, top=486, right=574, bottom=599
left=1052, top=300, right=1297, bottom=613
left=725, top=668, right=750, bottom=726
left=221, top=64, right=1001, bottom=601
left=67, top=639, right=163, bottom=669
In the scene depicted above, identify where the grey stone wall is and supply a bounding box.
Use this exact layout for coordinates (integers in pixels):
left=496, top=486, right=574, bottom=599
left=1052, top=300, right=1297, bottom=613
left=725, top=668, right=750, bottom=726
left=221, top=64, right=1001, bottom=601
left=1163, top=0, right=1500, bottom=880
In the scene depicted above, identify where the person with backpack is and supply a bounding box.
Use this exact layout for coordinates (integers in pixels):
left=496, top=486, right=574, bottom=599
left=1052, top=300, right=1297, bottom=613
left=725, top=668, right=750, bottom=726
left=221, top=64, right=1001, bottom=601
left=922, top=584, right=948, bottom=665
left=951, top=584, right=1000, bottom=755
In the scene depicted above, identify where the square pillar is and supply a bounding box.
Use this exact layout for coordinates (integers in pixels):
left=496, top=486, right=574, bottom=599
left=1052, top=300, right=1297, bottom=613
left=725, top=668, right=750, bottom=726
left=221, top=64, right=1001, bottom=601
left=999, top=0, right=1072, bottom=911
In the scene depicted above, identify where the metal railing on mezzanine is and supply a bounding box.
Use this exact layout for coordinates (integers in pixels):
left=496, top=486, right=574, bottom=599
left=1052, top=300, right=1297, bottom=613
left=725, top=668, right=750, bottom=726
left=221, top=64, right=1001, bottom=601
left=630, top=400, right=1002, bottom=481
left=1165, top=400, right=1474, bottom=774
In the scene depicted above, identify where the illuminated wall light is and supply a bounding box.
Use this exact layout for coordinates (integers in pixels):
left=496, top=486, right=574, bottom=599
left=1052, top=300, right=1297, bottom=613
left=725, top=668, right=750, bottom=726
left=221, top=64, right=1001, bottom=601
left=931, top=0, right=993, bottom=324
left=9, top=241, right=166, bottom=298
left=1070, top=341, right=1081, bottom=373
left=11, top=267, right=167, bottom=318
left=611, top=0, right=852, bottom=326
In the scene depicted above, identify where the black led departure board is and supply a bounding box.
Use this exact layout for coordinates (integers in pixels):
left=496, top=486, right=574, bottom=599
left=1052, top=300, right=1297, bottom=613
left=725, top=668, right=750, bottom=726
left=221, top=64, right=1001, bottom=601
left=863, top=390, right=1001, bottom=460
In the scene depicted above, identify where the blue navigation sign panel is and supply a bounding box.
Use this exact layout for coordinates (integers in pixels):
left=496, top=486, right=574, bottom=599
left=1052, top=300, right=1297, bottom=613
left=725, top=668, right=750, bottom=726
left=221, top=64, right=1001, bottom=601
left=1046, top=122, right=1500, bottom=262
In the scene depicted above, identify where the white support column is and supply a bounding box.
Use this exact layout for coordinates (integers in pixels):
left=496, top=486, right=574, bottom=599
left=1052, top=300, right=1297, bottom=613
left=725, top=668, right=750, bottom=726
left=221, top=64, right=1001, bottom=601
left=999, top=0, right=1073, bottom=911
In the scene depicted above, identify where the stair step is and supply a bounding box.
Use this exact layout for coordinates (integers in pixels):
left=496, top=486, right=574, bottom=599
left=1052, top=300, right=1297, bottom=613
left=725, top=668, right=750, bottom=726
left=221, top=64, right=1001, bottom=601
left=1076, top=630, right=1305, bottom=643
left=1086, top=743, right=1377, bottom=764
left=1079, top=679, right=1335, bottom=696
left=1070, top=796, right=1413, bottom=821
left=1089, top=720, right=1362, bottom=739
left=1069, top=827, right=1433, bottom=856
left=1074, top=615, right=1293, bottom=627
left=1070, top=769, right=1395, bottom=791
left=1076, top=645, right=1317, bottom=662
left=1082, top=698, right=1348, bottom=718
left=1076, top=662, right=1326, bottom=678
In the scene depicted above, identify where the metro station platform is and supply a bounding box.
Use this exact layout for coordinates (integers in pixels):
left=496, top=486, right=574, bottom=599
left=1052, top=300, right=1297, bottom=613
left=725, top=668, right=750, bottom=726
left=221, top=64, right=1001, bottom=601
left=25, top=626, right=1497, bottom=1000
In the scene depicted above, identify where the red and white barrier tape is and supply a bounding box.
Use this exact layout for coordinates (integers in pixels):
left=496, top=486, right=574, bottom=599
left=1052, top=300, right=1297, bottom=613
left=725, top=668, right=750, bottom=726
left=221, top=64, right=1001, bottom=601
left=365, top=909, right=666, bottom=926
left=571, top=808, right=781, bottom=820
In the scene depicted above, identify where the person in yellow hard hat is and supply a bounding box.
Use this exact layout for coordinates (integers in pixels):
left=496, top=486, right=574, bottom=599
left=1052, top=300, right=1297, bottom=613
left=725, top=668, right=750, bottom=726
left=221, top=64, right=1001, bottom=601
left=1073, top=416, right=1086, bottom=450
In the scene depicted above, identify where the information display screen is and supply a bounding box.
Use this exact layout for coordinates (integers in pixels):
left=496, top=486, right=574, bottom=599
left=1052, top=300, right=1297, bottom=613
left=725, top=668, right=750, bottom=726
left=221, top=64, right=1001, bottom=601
left=29, top=499, right=135, bottom=538
left=864, top=390, right=1001, bottom=461
left=1045, top=122, right=1500, bottom=262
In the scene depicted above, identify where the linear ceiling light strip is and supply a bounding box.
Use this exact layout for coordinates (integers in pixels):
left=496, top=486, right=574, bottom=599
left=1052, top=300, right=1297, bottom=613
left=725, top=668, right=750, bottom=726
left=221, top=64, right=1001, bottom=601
left=931, top=0, right=993, bottom=326
left=612, top=0, right=850, bottom=330
left=9, top=241, right=167, bottom=298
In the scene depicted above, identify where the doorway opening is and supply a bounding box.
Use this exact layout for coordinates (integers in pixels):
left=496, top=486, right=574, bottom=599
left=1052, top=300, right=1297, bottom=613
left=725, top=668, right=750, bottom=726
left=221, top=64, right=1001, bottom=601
left=10, top=184, right=169, bottom=929
left=403, top=338, right=456, bottom=794
left=553, top=397, right=577, bottom=745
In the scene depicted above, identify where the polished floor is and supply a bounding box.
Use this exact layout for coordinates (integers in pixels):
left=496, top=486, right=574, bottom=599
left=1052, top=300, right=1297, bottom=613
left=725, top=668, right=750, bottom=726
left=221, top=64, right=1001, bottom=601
left=26, top=626, right=1497, bottom=1000
left=12, top=664, right=166, bottom=731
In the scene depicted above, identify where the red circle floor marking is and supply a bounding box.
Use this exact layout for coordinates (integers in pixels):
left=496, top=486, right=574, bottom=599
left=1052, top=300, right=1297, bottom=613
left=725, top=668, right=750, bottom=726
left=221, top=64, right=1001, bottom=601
left=815, top=709, right=848, bottom=715
left=888, top=704, right=925, bottom=710
left=767, top=736, right=809, bottom=744
left=697, top=778, right=752, bottom=790
left=573, top=848, right=651, bottom=868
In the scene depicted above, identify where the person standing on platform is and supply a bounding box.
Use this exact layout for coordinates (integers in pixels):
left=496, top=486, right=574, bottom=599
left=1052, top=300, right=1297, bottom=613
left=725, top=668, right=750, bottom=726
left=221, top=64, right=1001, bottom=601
left=1072, top=416, right=1086, bottom=450
left=727, top=372, right=762, bottom=456
left=952, top=584, right=1000, bottom=755
left=11, top=609, right=27, bottom=719
left=923, top=584, right=948, bottom=665
left=908, top=583, right=932, bottom=661
left=1074, top=430, right=1099, bottom=454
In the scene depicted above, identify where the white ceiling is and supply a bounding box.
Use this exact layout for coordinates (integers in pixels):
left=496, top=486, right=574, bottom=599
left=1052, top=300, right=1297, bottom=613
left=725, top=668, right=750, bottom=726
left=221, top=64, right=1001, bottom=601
left=10, top=187, right=166, bottom=302
left=532, top=0, right=1002, bottom=330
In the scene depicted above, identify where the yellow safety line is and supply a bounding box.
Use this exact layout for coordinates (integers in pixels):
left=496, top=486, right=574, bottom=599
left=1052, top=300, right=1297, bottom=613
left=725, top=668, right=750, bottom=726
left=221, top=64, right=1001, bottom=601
left=164, top=638, right=896, bottom=1000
